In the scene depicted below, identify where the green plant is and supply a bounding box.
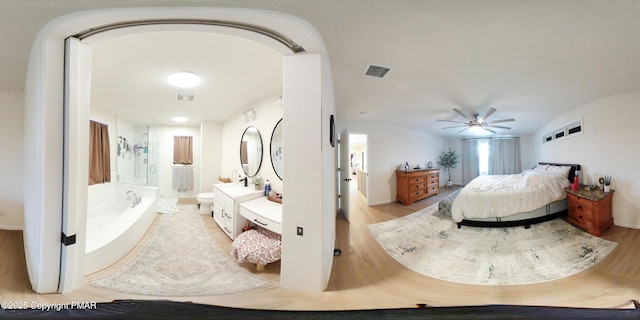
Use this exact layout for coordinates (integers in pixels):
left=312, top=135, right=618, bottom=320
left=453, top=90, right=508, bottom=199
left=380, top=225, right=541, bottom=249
left=437, top=148, right=460, bottom=182
left=603, top=175, right=611, bottom=186
left=253, top=176, right=263, bottom=186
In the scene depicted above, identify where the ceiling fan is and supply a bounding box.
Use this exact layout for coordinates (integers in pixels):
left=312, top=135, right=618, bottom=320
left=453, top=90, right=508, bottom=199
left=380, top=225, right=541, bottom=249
left=438, top=107, right=515, bottom=133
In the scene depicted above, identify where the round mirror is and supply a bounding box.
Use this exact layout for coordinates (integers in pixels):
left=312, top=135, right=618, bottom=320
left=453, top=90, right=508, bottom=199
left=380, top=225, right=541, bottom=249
left=240, top=126, right=263, bottom=177
left=270, top=118, right=284, bottom=180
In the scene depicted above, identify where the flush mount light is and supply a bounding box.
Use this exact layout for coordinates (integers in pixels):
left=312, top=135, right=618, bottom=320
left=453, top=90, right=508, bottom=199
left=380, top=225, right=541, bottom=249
left=168, top=72, right=201, bottom=88
left=172, top=116, right=188, bottom=123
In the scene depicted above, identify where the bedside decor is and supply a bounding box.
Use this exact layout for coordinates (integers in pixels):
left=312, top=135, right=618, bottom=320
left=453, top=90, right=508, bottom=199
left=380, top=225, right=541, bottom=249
left=603, top=175, right=612, bottom=192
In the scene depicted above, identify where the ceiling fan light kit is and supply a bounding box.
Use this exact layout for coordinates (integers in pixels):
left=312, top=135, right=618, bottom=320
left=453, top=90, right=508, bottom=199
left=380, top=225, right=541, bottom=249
left=438, top=107, right=515, bottom=134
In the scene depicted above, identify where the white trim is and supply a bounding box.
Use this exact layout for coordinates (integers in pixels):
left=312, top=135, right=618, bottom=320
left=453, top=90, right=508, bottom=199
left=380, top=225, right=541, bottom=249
left=0, top=225, right=24, bottom=231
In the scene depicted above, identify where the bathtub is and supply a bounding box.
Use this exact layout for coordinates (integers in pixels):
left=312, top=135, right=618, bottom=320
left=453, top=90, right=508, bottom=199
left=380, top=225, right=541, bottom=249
left=85, top=183, right=158, bottom=274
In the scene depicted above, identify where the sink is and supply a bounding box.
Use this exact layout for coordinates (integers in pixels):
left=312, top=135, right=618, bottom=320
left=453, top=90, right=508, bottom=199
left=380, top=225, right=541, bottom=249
left=216, top=183, right=259, bottom=197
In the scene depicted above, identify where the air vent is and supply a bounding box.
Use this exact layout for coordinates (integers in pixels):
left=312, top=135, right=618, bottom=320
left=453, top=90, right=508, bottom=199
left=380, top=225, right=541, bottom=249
left=364, top=64, right=391, bottom=78
left=176, top=93, right=195, bottom=102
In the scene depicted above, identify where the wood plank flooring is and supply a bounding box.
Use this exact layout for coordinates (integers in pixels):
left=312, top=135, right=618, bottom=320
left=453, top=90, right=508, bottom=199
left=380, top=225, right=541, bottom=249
left=1, top=185, right=639, bottom=310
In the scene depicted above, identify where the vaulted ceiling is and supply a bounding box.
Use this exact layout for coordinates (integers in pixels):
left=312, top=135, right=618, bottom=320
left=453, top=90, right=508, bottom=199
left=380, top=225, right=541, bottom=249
left=3, top=0, right=640, bottom=137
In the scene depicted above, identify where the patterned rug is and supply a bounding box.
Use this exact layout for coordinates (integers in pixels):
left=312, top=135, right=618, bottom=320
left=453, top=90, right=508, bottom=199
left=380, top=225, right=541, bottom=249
left=88, top=204, right=272, bottom=296
left=369, top=203, right=618, bottom=285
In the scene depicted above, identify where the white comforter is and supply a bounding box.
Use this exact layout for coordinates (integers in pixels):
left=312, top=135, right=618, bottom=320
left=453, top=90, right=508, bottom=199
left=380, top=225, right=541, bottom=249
left=451, top=169, right=570, bottom=222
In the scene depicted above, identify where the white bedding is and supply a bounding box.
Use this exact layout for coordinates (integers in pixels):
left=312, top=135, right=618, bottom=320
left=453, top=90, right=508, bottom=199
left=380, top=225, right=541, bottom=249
left=451, top=168, right=571, bottom=222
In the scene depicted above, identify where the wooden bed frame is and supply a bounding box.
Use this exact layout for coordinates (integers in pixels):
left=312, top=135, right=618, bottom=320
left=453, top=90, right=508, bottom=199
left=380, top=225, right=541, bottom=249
left=456, top=163, right=581, bottom=229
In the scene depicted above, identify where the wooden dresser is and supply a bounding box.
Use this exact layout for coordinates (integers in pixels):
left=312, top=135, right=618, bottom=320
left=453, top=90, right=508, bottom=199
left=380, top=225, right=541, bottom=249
left=565, top=187, right=614, bottom=237
left=396, top=168, right=440, bottom=206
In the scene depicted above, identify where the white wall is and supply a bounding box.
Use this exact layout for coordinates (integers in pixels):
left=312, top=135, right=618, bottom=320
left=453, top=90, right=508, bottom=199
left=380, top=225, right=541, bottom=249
left=342, top=119, right=447, bottom=205
left=200, top=120, right=223, bottom=193
left=220, top=95, right=283, bottom=193
left=533, top=91, right=640, bottom=229
left=0, top=90, right=24, bottom=229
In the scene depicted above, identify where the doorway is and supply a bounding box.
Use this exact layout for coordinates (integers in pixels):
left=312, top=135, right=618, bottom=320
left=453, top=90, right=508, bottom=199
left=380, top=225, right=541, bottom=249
left=25, top=7, right=335, bottom=294
left=348, top=134, right=367, bottom=202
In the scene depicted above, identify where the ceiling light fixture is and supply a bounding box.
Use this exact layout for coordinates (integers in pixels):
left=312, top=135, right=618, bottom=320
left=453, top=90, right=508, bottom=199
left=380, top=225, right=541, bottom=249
left=241, top=108, right=257, bottom=123
left=168, top=71, right=201, bottom=88
left=172, top=115, right=188, bottom=123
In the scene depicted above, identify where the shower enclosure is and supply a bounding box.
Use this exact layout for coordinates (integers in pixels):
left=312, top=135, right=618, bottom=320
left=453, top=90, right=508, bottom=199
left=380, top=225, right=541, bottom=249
left=116, top=119, right=159, bottom=187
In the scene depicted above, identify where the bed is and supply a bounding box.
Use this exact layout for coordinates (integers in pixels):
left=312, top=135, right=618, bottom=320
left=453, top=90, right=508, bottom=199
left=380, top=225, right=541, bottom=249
left=442, top=162, right=579, bottom=229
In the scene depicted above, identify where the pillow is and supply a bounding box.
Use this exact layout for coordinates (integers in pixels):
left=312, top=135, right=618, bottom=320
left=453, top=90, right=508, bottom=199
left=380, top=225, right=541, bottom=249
left=534, top=164, right=550, bottom=172
left=547, top=165, right=571, bottom=178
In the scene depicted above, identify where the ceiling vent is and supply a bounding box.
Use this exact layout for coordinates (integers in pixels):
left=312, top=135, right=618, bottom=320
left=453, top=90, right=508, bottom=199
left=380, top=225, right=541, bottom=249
left=364, top=64, right=391, bottom=78
left=176, top=93, right=195, bottom=102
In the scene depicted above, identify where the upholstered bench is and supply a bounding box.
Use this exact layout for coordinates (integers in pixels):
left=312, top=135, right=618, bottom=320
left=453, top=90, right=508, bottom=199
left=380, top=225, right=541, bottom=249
left=231, top=228, right=281, bottom=271
left=438, top=189, right=461, bottom=217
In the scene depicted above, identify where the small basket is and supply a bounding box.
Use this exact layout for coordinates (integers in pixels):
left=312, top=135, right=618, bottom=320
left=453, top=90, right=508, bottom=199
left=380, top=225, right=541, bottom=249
left=267, top=194, right=282, bottom=204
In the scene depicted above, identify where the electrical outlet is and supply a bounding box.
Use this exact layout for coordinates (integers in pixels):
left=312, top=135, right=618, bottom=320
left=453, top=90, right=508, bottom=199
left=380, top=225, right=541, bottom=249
left=297, top=226, right=303, bottom=236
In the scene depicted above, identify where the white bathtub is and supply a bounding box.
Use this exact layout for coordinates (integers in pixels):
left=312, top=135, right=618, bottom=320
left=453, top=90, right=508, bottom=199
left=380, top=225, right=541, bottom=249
left=85, top=183, right=158, bottom=274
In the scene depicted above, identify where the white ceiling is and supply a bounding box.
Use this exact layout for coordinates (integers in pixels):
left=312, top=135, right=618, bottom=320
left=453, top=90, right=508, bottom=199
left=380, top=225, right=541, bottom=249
left=90, top=31, right=283, bottom=126
left=4, top=1, right=640, bottom=137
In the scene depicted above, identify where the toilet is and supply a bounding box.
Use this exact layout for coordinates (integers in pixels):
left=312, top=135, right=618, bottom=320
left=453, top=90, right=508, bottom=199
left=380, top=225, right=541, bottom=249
left=196, top=192, right=215, bottom=215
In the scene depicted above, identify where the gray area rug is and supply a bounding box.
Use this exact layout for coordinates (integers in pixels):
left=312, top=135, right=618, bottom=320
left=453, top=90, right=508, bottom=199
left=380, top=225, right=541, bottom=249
left=89, top=204, right=272, bottom=296
left=369, top=203, right=618, bottom=285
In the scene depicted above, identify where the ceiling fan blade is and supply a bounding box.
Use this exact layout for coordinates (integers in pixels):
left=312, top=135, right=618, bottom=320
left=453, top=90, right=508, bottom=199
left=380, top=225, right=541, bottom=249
left=482, top=107, right=496, bottom=121
left=457, top=127, right=470, bottom=133
left=437, top=119, right=467, bottom=124
left=482, top=127, right=497, bottom=133
left=453, top=108, right=472, bottom=120
left=442, top=125, right=468, bottom=129
left=488, top=125, right=511, bottom=130
left=487, top=118, right=515, bottom=124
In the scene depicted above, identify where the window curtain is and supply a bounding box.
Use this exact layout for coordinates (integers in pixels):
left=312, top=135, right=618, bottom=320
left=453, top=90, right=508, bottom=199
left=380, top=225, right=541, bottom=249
left=89, top=120, right=111, bottom=185
left=173, top=136, right=193, bottom=165
left=489, top=137, right=521, bottom=175
left=461, top=139, right=479, bottom=185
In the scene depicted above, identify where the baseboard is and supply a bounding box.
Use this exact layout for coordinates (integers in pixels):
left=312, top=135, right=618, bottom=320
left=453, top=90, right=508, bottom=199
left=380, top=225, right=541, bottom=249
left=613, top=221, right=640, bottom=230
left=0, top=224, right=23, bottom=231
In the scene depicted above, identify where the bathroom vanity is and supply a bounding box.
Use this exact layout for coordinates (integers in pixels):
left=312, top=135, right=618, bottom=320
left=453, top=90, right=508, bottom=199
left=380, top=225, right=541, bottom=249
left=212, top=183, right=263, bottom=240
left=239, top=197, right=283, bottom=234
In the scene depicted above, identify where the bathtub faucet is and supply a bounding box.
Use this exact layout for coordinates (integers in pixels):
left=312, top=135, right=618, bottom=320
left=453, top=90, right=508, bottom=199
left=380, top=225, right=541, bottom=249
left=126, top=191, right=141, bottom=207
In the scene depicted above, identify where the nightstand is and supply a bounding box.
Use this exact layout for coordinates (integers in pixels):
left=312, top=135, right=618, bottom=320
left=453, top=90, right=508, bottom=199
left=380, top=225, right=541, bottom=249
left=565, top=187, right=614, bottom=237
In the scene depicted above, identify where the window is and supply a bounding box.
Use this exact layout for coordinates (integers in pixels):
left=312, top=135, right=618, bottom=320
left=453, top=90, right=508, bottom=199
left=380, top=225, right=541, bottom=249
left=173, top=136, right=193, bottom=165
left=543, top=119, right=582, bottom=144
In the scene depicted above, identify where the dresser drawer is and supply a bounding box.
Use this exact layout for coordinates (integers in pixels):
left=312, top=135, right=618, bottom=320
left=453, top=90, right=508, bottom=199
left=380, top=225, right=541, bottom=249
left=426, top=185, right=439, bottom=195
left=409, top=182, right=425, bottom=191
left=239, top=205, right=282, bottom=234
left=409, top=188, right=427, bottom=200
left=407, top=171, right=426, bottom=178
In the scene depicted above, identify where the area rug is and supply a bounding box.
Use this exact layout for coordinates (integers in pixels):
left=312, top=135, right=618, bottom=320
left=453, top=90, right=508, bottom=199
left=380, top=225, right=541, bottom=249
left=368, top=203, right=618, bottom=285
left=88, top=204, right=272, bottom=296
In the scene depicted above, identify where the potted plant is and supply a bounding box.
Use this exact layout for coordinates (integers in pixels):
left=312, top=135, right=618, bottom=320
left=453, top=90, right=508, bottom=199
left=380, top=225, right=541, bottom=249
left=253, top=176, right=263, bottom=190
left=437, top=148, right=460, bottom=187
left=603, top=175, right=611, bottom=192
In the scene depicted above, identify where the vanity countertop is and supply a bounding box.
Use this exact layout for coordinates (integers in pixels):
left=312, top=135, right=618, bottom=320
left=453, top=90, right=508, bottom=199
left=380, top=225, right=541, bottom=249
left=239, top=197, right=283, bottom=226
left=214, top=183, right=263, bottom=198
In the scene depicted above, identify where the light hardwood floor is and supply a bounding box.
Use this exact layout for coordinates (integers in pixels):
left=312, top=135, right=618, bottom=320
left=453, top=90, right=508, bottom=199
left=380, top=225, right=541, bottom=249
left=1, top=185, right=639, bottom=311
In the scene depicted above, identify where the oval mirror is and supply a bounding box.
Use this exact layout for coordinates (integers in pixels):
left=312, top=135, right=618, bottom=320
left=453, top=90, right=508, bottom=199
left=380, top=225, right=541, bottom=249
left=270, top=118, right=284, bottom=180
left=240, top=126, right=263, bottom=177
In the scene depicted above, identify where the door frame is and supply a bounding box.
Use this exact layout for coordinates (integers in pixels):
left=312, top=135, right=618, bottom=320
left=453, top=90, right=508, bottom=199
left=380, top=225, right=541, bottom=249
left=24, top=7, right=335, bottom=293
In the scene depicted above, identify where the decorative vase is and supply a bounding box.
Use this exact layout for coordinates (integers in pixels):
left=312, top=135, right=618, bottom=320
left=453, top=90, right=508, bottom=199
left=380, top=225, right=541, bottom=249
left=447, top=180, right=453, bottom=187
left=255, top=185, right=261, bottom=190
left=604, top=185, right=611, bottom=192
